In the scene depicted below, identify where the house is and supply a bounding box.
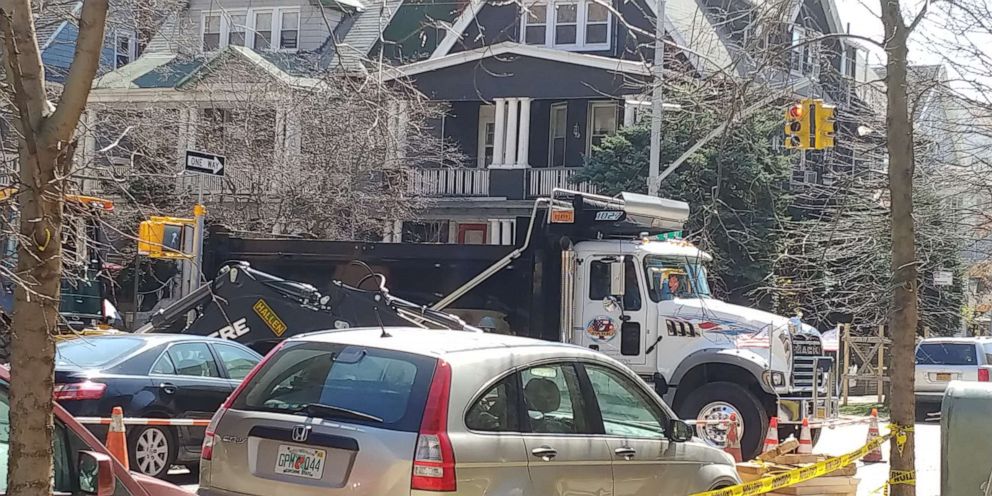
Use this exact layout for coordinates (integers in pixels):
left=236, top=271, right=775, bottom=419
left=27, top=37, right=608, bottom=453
left=0, top=1, right=152, bottom=188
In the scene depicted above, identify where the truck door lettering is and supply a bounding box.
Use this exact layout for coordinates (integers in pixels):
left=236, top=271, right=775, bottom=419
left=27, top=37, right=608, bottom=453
left=210, top=318, right=250, bottom=340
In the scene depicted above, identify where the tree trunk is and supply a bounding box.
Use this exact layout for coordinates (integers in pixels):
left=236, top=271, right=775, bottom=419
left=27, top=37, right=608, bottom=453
left=879, top=1, right=917, bottom=495
left=0, top=0, right=108, bottom=493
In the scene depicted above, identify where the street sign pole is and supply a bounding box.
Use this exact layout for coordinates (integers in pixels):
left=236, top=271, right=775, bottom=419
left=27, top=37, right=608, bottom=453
left=184, top=150, right=224, bottom=293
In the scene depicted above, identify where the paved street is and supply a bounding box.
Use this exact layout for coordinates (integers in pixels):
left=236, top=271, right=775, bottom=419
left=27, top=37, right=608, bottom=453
left=815, top=419, right=941, bottom=496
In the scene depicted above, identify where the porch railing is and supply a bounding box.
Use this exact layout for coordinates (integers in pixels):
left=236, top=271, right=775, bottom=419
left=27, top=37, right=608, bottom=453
left=408, top=167, right=490, bottom=197
left=527, top=167, right=598, bottom=197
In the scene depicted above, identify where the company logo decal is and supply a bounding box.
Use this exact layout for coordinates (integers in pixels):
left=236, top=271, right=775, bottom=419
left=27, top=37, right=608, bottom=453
left=254, top=299, right=288, bottom=337
left=585, top=316, right=617, bottom=341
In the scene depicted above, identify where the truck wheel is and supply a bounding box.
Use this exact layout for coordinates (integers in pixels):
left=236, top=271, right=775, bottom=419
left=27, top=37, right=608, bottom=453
left=677, top=381, right=768, bottom=460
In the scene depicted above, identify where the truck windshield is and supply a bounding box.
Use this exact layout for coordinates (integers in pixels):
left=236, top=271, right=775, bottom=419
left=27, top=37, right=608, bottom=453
left=59, top=278, right=102, bottom=318
left=644, top=256, right=711, bottom=301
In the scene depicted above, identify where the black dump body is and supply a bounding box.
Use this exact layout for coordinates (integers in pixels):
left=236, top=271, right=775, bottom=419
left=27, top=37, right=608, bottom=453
left=201, top=224, right=551, bottom=340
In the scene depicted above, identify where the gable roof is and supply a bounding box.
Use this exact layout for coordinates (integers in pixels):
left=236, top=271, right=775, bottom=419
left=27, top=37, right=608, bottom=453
left=387, top=41, right=650, bottom=79
left=324, top=0, right=406, bottom=71
left=92, top=45, right=324, bottom=97
left=428, top=0, right=734, bottom=74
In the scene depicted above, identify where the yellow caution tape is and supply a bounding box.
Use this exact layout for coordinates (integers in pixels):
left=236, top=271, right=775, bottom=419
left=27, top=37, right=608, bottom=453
left=689, top=432, right=892, bottom=496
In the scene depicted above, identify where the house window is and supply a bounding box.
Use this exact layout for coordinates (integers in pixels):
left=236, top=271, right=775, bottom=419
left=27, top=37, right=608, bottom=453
left=279, top=11, right=300, bottom=50
left=202, top=14, right=221, bottom=51
left=457, top=223, right=488, bottom=245
left=550, top=103, right=567, bottom=167
left=520, top=0, right=611, bottom=50
left=523, top=4, right=547, bottom=45
left=790, top=26, right=818, bottom=76
left=585, top=2, right=609, bottom=44
left=229, top=14, right=247, bottom=46
left=478, top=105, right=496, bottom=168
left=554, top=3, right=578, bottom=45
left=253, top=11, right=273, bottom=50
left=114, top=31, right=135, bottom=68
left=587, top=102, right=618, bottom=153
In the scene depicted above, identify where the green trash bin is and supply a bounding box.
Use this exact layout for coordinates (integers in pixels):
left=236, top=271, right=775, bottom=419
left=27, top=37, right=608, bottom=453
left=941, top=380, right=992, bottom=495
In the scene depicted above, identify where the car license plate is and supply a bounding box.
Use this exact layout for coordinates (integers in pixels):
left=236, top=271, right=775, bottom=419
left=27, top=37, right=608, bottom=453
left=936, top=372, right=952, bottom=381
left=275, top=445, right=326, bottom=480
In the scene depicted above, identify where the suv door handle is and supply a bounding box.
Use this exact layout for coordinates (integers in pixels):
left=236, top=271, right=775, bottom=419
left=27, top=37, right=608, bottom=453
left=531, top=446, right=558, bottom=461
left=159, top=382, right=177, bottom=395
left=614, top=446, right=637, bottom=460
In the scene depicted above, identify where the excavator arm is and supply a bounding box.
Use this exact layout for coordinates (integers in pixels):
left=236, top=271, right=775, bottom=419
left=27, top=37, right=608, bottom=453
left=136, top=261, right=477, bottom=354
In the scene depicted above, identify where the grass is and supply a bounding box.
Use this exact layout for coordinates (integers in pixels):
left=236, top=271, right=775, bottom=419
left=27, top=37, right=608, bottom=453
left=839, top=402, right=890, bottom=417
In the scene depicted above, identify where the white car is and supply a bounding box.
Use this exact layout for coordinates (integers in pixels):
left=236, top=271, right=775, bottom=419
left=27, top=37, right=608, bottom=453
left=915, top=337, right=992, bottom=416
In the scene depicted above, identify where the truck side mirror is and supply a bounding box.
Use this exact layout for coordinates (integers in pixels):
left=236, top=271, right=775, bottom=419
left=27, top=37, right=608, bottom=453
left=610, top=261, right=625, bottom=296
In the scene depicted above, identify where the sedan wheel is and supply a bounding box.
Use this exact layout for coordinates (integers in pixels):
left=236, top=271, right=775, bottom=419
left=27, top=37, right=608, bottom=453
left=131, top=426, right=174, bottom=478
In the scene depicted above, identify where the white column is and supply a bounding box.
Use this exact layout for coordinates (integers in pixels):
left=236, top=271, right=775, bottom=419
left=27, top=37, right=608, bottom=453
left=396, top=100, right=409, bottom=161
left=492, top=98, right=506, bottom=167
left=488, top=219, right=500, bottom=245
left=504, top=98, right=519, bottom=166
left=500, top=219, right=513, bottom=245
left=80, top=109, right=97, bottom=193
left=624, top=99, right=637, bottom=127
left=516, top=98, right=531, bottom=167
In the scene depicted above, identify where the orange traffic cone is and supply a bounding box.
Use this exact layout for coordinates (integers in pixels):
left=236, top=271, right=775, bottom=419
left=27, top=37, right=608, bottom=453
left=762, top=417, right=779, bottom=454
left=724, top=413, right=743, bottom=462
left=105, top=406, right=129, bottom=469
left=864, top=408, right=883, bottom=463
left=798, top=418, right=813, bottom=454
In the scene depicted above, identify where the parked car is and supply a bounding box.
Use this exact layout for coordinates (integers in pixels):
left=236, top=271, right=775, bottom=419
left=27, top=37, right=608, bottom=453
left=0, top=364, right=192, bottom=495
left=55, top=334, right=262, bottom=478
left=197, top=328, right=741, bottom=496
left=915, top=337, right=992, bottom=417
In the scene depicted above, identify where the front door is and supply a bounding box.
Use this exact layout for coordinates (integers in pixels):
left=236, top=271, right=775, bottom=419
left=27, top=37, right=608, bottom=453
left=582, top=362, right=704, bottom=495
left=153, top=342, right=234, bottom=450
left=575, top=255, right=647, bottom=367
left=520, top=362, right=613, bottom=496
left=457, top=223, right=488, bottom=244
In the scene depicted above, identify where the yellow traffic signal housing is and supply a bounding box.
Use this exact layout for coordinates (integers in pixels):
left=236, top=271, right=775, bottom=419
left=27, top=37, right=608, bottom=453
left=814, top=100, right=836, bottom=149
left=784, top=101, right=811, bottom=150
left=138, top=216, right=195, bottom=259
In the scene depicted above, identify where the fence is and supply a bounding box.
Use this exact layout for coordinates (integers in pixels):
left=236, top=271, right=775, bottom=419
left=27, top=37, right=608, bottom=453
left=841, top=324, right=891, bottom=404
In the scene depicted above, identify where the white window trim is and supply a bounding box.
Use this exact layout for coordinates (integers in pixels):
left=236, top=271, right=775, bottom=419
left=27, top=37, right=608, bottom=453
left=549, top=102, right=568, bottom=167
left=478, top=105, right=496, bottom=168
left=586, top=101, right=618, bottom=155
left=201, top=7, right=300, bottom=53
left=789, top=25, right=819, bottom=78
left=113, top=30, right=137, bottom=69
left=520, top=0, right=612, bottom=52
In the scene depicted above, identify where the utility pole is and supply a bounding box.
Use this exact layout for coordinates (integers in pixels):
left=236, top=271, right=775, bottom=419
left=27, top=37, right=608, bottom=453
left=647, top=0, right=666, bottom=196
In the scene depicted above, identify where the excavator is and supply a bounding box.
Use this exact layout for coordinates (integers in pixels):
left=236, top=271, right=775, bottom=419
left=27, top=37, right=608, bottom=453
left=135, top=261, right=479, bottom=355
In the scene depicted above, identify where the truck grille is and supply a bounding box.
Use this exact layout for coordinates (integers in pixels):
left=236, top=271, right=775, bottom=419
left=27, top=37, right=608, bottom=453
left=792, top=356, right=820, bottom=390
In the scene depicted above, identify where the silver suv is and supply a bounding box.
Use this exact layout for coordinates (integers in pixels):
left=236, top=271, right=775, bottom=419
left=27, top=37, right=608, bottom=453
left=915, top=337, right=992, bottom=411
left=197, top=328, right=740, bottom=495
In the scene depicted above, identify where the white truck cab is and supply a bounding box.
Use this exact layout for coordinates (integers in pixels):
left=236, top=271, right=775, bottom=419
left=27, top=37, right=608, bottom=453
left=564, top=236, right=834, bottom=458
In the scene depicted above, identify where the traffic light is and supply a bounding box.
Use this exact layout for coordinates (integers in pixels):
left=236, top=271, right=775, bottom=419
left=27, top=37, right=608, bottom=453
left=814, top=100, right=836, bottom=149
left=784, top=101, right=810, bottom=150
left=138, top=216, right=194, bottom=259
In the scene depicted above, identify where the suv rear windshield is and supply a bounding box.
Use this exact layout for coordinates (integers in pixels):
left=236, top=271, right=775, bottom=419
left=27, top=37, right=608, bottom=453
left=231, top=341, right=437, bottom=432
left=916, top=343, right=978, bottom=366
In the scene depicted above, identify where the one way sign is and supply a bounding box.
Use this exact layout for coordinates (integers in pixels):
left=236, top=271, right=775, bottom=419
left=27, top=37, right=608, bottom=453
left=185, top=150, right=225, bottom=176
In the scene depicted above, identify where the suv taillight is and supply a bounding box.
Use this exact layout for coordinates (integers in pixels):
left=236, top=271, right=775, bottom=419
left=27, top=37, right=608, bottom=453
left=980, top=368, right=990, bottom=382
left=411, top=360, right=455, bottom=492
left=54, top=381, right=106, bottom=401
left=202, top=341, right=286, bottom=462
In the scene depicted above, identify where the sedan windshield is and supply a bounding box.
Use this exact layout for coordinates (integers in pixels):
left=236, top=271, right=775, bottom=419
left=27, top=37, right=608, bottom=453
left=644, top=256, right=712, bottom=301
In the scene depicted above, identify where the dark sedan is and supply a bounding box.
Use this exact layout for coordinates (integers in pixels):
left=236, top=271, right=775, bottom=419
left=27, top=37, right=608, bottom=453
left=55, top=334, right=262, bottom=479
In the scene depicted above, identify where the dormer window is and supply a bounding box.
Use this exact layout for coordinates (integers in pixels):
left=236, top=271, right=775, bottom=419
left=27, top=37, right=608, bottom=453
left=790, top=26, right=819, bottom=77
left=521, top=0, right=612, bottom=51
left=201, top=8, right=301, bottom=53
